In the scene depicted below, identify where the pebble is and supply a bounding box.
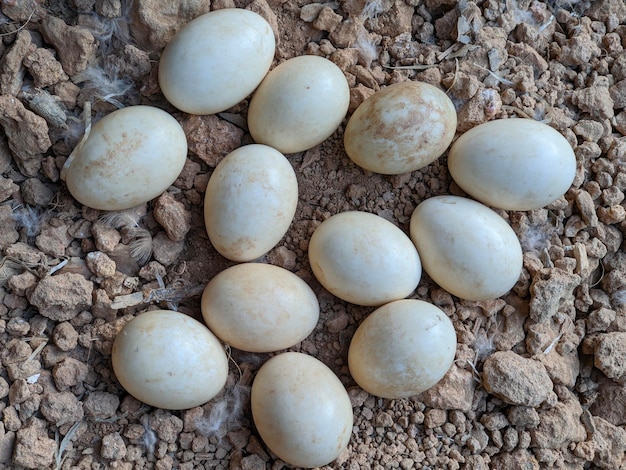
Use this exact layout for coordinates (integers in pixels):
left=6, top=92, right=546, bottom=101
left=482, top=351, right=554, bottom=407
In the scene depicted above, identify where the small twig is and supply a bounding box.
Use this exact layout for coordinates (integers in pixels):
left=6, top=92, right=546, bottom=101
left=472, top=62, right=515, bottom=86
left=383, top=63, right=438, bottom=70
left=26, top=339, right=48, bottom=362
left=0, top=8, right=36, bottom=37
left=55, top=420, right=82, bottom=470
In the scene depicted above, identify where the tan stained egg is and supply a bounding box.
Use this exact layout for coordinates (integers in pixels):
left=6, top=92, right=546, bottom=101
left=348, top=299, right=457, bottom=398
left=111, top=310, right=228, bottom=410
left=344, top=81, right=457, bottom=175
left=251, top=352, right=353, bottom=468
left=63, top=105, right=187, bottom=211
left=204, top=144, right=298, bottom=262
left=248, top=55, right=350, bottom=153
left=201, top=263, right=319, bottom=353
left=308, top=211, right=421, bottom=306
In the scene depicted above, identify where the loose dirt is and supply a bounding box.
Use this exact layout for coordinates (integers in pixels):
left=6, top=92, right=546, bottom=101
left=0, top=0, right=626, bottom=469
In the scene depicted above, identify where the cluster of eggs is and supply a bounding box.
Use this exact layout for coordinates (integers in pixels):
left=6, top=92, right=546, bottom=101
left=58, top=7, right=577, bottom=468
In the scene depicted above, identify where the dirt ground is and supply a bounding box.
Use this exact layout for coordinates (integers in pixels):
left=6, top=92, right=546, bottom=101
left=0, top=0, right=626, bottom=468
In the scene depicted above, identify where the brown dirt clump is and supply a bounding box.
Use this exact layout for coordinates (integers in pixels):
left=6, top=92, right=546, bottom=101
left=0, top=0, right=626, bottom=469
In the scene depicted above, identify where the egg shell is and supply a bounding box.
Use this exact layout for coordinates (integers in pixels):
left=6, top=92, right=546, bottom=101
left=448, top=118, right=576, bottom=211
left=308, top=211, right=421, bottom=306
left=64, top=105, right=187, bottom=211
left=248, top=55, right=350, bottom=153
left=111, top=310, right=228, bottom=410
left=201, top=263, right=319, bottom=353
left=410, top=196, right=523, bottom=301
left=348, top=299, right=457, bottom=398
left=204, top=144, right=298, bottom=262
left=251, top=352, right=353, bottom=468
left=158, top=8, right=275, bottom=115
left=344, top=81, right=457, bottom=175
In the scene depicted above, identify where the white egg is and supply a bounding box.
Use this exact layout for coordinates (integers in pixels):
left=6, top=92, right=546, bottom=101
left=251, top=352, right=353, bottom=468
left=201, top=263, right=319, bottom=353
left=63, top=105, right=187, bottom=211
left=204, top=144, right=298, bottom=262
left=248, top=55, right=350, bottom=153
left=410, top=196, right=523, bottom=301
left=448, top=118, right=576, bottom=211
left=158, top=8, right=275, bottom=115
left=308, top=211, right=421, bottom=306
left=111, top=310, right=228, bottom=410
left=344, top=81, right=457, bottom=175
left=348, top=299, right=457, bottom=398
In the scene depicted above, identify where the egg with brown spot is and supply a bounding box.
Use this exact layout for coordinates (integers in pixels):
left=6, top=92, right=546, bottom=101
left=63, top=105, right=187, bottom=211
left=204, top=144, right=298, bottom=262
left=111, top=309, right=228, bottom=410
left=344, top=81, right=457, bottom=175
left=251, top=352, right=353, bottom=468
left=201, top=263, right=319, bottom=353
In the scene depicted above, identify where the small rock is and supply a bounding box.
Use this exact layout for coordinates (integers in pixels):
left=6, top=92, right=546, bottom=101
left=29, top=273, right=93, bottom=321
left=154, top=192, right=191, bottom=242
left=529, top=268, right=581, bottom=323
left=35, top=222, right=73, bottom=258
left=130, top=0, right=211, bottom=50
left=593, top=332, right=626, bottom=381
left=490, top=449, right=539, bottom=470
left=0, top=177, right=19, bottom=202
left=12, top=417, right=56, bottom=469
left=150, top=409, right=183, bottom=443
left=420, top=365, right=475, bottom=412
left=8, top=271, right=37, bottom=297
left=313, top=6, right=342, bottom=32
left=8, top=378, right=31, bottom=405
left=592, top=415, right=626, bottom=469
left=105, top=45, right=151, bottom=80
left=40, top=391, right=84, bottom=426
left=0, top=95, right=51, bottom=176
left=101, top=432, right=127, bottom=460
left=590, top=377, right=626, bottom=426
left=91, top=220, right=122, bottom=253
left=22, top=47, right=69, bottom=88
left=0, top=30, right=33, bottom=96
left=424, top=409, right=447, bottom=429
left=181, top=114, right=243, bottom=167
left=39, top=16, right=96, bottom=76
left=83, top=391, right=120, bottom=420
left=6, top=360, right=41, bottom=382
left=531, top=391, right=586, bottom=448
left=572, top=86, right=614, bottom=120
left=482, top=351, right=554, bottom=407
left=267, top=246, right=297, bottom=271
left=536, top=348, right=580, bottom=388
left=507, top=406, right=540, bottom=428
left=374, top=410, right=394, bottom=427
left=86, top=251, right=117, bottom=278
left=152, top=232, right=185, bottom=267
left=52, top=357, right=88, bottom=390
left=20, top=178, right=54, bottom=207
left=52, top=322, right=79, bottom=352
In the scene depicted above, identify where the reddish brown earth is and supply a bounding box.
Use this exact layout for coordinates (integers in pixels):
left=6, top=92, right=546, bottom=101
left=0, top=0, right=626, bottom=469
